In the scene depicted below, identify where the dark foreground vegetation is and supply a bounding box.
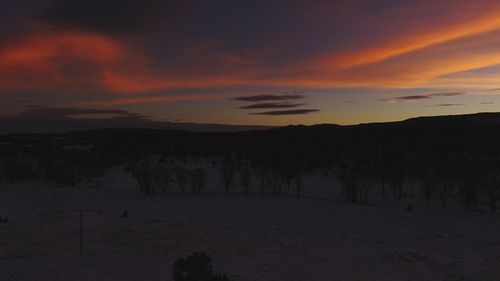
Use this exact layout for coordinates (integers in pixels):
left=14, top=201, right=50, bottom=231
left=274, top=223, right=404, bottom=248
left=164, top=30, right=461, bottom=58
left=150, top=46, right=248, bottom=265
left=1, top=113, right=500, bottom=212
left=173, top=252, right=229, bottom=281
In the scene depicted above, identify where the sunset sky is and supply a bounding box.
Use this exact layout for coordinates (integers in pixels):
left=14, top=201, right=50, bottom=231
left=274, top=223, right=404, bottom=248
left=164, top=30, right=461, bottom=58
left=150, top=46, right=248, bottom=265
left=2, top=0, right=500, bottom=131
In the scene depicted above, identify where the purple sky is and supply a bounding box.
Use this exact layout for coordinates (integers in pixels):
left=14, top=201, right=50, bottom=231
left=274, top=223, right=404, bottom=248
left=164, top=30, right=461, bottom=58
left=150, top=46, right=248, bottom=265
left=1, top=0, right=500, bottom=132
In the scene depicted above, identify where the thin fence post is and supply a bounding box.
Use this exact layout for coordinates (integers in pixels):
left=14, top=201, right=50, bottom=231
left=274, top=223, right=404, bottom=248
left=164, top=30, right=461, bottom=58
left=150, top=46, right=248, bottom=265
left=70, top=209, right=103, bottom=256
left=79, top=211, right=83, bottom=256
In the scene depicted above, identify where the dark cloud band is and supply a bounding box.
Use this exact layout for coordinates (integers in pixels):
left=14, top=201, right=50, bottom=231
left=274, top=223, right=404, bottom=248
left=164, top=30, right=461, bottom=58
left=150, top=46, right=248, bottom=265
left=250, top=109, right=320, bottom=115
left=435, top=103, right=465, bottom=107
left=234, top=94, right=305, bottom=102
left=381, top=92, right=465, bottom=102
left=239, top=103, right=305, bottom=110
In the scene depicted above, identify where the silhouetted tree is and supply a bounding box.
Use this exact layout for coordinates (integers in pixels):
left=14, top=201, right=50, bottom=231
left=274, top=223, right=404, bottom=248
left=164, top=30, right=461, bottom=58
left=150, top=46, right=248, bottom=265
left=174, top=166, right=189, bottom=193
left=337, top=157, right=370, bottom=204
left=478, top=156, right=500, bottom=212
left=432, top=158, right=456, bottom=211
left=238, top=166, right=252, bottom=195
left=457, top=159, right=480, bottom=210
left=189, top=168, right=207, bottom=195
left=131, top=158, right=157, bottom=194
left=131, top=156, right=171, bottom=195
left=221, top=155, right=237, bottom=195
left=295, top=176, right=304, bottom=198
left=158, top=156, right=173, bottom=193
left=1, top=154, right=38, bottom=182
left=377, top=151, right=406, bottom=200
left=421, top=173, right=434, bottom=206
left=255, top=166, right=283, bottom=197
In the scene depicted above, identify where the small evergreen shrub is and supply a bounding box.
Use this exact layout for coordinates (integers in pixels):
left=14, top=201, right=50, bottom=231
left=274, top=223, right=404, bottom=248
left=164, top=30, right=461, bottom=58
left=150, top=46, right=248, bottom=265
left=172, top=252, right=229, bottom=281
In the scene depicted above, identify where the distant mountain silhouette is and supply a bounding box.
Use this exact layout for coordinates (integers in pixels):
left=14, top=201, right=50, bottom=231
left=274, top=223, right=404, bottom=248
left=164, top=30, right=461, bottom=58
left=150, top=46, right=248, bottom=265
left=354, top=112, right=500, bottom=129
left=0, top=106, right=274, bottom=135
left=279, top=112, right=500, bottom=132
left=66, top=128, right=193, bottom=138
left=4, top=112, right=500, bottom=136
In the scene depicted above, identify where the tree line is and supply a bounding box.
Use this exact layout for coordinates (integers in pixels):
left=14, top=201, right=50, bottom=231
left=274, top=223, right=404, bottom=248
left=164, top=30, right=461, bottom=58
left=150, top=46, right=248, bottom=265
left=2, top=125, right=500, bottom=212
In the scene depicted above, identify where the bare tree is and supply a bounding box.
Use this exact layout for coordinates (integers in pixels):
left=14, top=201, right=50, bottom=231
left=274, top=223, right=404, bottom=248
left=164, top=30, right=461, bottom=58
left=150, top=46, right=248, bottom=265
left=221, top=155, right=237, bottom=195
left=239, top=167, right=252, bottom=195
left=431, top=159, right=456, bottom=211
left=295, top=176, right=304, bottom=198
left=337, top=157, right=371, bottom=204
left=479, top=157, right=500, bottom=212
left=189, top=168, right=207, bottom=195
left=131, top=157, right=158, bottom=195
left=174, top=166, right=189, bottom=193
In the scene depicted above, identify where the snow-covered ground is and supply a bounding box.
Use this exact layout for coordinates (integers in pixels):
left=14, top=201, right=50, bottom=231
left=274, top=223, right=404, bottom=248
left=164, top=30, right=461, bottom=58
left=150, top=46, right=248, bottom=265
left=1, top=160, right=499, bottom=281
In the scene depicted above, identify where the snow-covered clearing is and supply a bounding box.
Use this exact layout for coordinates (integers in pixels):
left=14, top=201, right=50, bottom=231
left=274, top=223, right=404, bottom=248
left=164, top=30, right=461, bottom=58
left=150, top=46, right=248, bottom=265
left=1, top=161, right=499, bottom=281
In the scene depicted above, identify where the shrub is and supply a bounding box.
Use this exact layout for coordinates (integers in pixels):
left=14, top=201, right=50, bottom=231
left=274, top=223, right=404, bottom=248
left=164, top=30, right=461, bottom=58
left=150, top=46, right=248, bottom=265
left=172, top=252, right=229, bottom=281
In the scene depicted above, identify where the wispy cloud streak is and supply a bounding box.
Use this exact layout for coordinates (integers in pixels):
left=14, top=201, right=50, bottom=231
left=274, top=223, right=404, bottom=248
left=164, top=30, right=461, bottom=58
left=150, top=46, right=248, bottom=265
left=250, top=109, right=320, bottom=115
left=233, top=94, right=305, bottom=102
left=239, top=103, right=305, bottom=109
left=381, top=92, right=465, bottom=103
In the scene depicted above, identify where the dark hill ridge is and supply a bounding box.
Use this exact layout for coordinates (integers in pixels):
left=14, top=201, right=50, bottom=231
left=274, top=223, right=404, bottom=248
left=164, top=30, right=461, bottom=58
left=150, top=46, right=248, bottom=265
left=3, top=112, right=500, bottom=137
left=278, top=112, right=500, bottom=132
left=357, top=112, right=500, bottom=129
left=66, top=128, right=192, bottom=137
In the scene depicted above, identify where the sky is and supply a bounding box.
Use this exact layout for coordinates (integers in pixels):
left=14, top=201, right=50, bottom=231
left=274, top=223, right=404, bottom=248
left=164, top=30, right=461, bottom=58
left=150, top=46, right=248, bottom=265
left=2, top=0, right=500, bottom=132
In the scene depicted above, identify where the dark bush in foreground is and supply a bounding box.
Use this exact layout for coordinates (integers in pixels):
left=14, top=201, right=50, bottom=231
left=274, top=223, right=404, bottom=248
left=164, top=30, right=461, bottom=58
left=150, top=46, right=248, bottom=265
left=173, top=252, right=229, bottom=281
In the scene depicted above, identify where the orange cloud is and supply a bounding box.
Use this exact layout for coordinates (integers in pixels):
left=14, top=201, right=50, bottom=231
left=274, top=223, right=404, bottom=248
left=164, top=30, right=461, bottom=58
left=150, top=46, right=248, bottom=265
left=0, top=30, right=149, bottom=92
left=102, top=72, right=260, bottom=93
left=0, top=30, right=268, bottom=95
left=312, top=4, right=500, bottom=69
left=340, top=31, right=500, bottom=88
left=5, top=3, right=500, bottom=105
left=262, top=28, right=500, bottom=90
